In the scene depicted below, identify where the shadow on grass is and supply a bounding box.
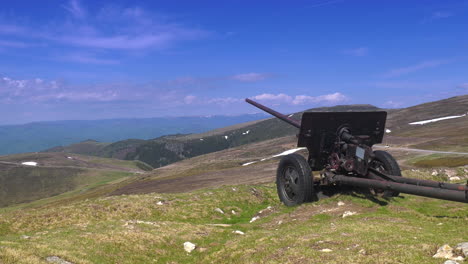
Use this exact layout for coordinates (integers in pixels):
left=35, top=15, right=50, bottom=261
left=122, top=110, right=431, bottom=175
left=317, top=185, right=391, bottom=206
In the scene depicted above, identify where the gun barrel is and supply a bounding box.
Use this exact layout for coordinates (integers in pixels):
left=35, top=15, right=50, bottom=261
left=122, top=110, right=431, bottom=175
left=245, top=98, right=301, bottom=128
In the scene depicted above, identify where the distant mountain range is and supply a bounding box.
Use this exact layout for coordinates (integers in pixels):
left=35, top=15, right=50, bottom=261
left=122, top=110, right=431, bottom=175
left=0, top=114, right=266, bottom=155
left=42, top=95, right=468, bottom=168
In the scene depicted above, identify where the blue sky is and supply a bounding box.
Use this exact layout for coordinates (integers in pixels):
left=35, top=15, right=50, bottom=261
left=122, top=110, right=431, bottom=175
left=0, top=0, right=467, bottom=124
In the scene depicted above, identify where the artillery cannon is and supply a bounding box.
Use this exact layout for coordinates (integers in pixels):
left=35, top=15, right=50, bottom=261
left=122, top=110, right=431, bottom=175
left=246, top=98, right=468, bottom=205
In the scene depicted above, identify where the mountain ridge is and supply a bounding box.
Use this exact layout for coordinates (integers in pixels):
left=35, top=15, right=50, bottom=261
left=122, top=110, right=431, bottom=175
left=43, top=95, right=468, bottom=168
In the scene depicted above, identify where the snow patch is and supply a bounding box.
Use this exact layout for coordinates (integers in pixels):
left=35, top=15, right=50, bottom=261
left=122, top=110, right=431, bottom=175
left=272, top=148, right=307, bottom=157
left=385, top=129, right=391, bottom=133
left=21, top=161, right=37, bottom=166
left=242, top=130, right=250, bottom=135
left=250, top=216, right=260, bottom=223
left=233, top=230, right=245, bottom=235
left=409, top=114, right=466, bottom=125
left=224, top=135, right=229, bottom=140
left=242, top=148, right=307, bottom=166
left=67, top=156, right=73, bottom=159
left=242, top=161, right=257, bottom=166
left=200, top=138, right=204, bottom=141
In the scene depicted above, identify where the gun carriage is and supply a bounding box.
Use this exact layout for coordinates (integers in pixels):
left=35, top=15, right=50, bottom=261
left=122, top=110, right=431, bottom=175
left=246, top=98, right=468, bottom=205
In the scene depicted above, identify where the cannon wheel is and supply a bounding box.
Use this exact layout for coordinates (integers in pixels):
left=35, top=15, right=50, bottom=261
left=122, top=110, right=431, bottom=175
left=276, top=153, right=315, bottom=206
left=370, top=150, right=402, bottom=197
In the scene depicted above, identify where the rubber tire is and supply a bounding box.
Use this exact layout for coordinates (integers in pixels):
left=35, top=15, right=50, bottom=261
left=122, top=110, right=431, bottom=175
left=276, top=153, right=314, bottom=206
left=371, top=150, right=402, bottom=197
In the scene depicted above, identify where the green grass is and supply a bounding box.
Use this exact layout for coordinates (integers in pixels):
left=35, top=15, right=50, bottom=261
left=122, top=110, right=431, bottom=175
left=88, top=157, right=153, bottom=171
left=407, top=154, right=468, bottom=168
left=0, top=182, right=466, bottom=264
left=0, top=168, right=134, bottom=209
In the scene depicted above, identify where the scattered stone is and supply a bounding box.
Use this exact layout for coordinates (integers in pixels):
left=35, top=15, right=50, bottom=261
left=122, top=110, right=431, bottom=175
left=231, top=210, right=237, bottom=215
left=233, top=230, right=245, bottom=235
left=437, top=223, right=443, bottom=226
left=432, top=170, right=438, bottom=176
left=258, top=206, right=273, bottom=214
left=46, top=256, right=73, bottom=264
left=214, top=208, right=224, bottom=214
left=445, top=169, right=456, bottom=177
left=206, top=224, right=232, bottom=227
left=337, top=201, right=345, bottom=206
left=156, top=201, right=164, bottom=205
left=184, top=242, right=196, bottom=253
left=320, top=248, right=333, bottom=252
left=250, top=216, right=260, bottom=223
left=21, top=235, right=30, bottom=239
left=449, top=176, right=461, bottom=181
left=433, top=244, right=455, bottom=259
left=124, top=220, right=158, bottom=227
left=444, top=260, right=459, bottom=264
left=231, top=187, right=237, bottom=191
left=277, top=220, right=283, bottom=225
left=342, top=211, right=357, bottom=218
left=358, top=249, right=366, bottom=255
left=456, top=242, right=468, bottom=257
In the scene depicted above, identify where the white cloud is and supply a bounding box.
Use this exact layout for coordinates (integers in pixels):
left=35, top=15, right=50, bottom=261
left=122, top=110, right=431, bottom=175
left=62, top=0, right=87, bottom=19
left=33, top=91, right=118, bottom=102
left=0, top=75, right=121, bottom=103
left=251, top=92, right=348, bottom=105
left=183, top=95, right=197, bottom=104
left=0, top=1, right=208, bottom=54
left=383, top=100, right=404, bottom=108
left=231, top=73, right=270, bottom=82
left=207, top=97, right=242, bottom=104
left=252, top=93, right=292, bottom=101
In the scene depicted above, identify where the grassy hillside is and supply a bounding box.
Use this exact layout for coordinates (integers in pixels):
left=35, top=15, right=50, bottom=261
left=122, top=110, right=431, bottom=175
left=45, top=140, right=110, bottom=155
left=0, top=153, right=151, bottom=208
left=0, top=183, right=466, bottom=263
left=386, top=95, right=468, bottom=129
left=383, top=95, right=468, bottom=151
